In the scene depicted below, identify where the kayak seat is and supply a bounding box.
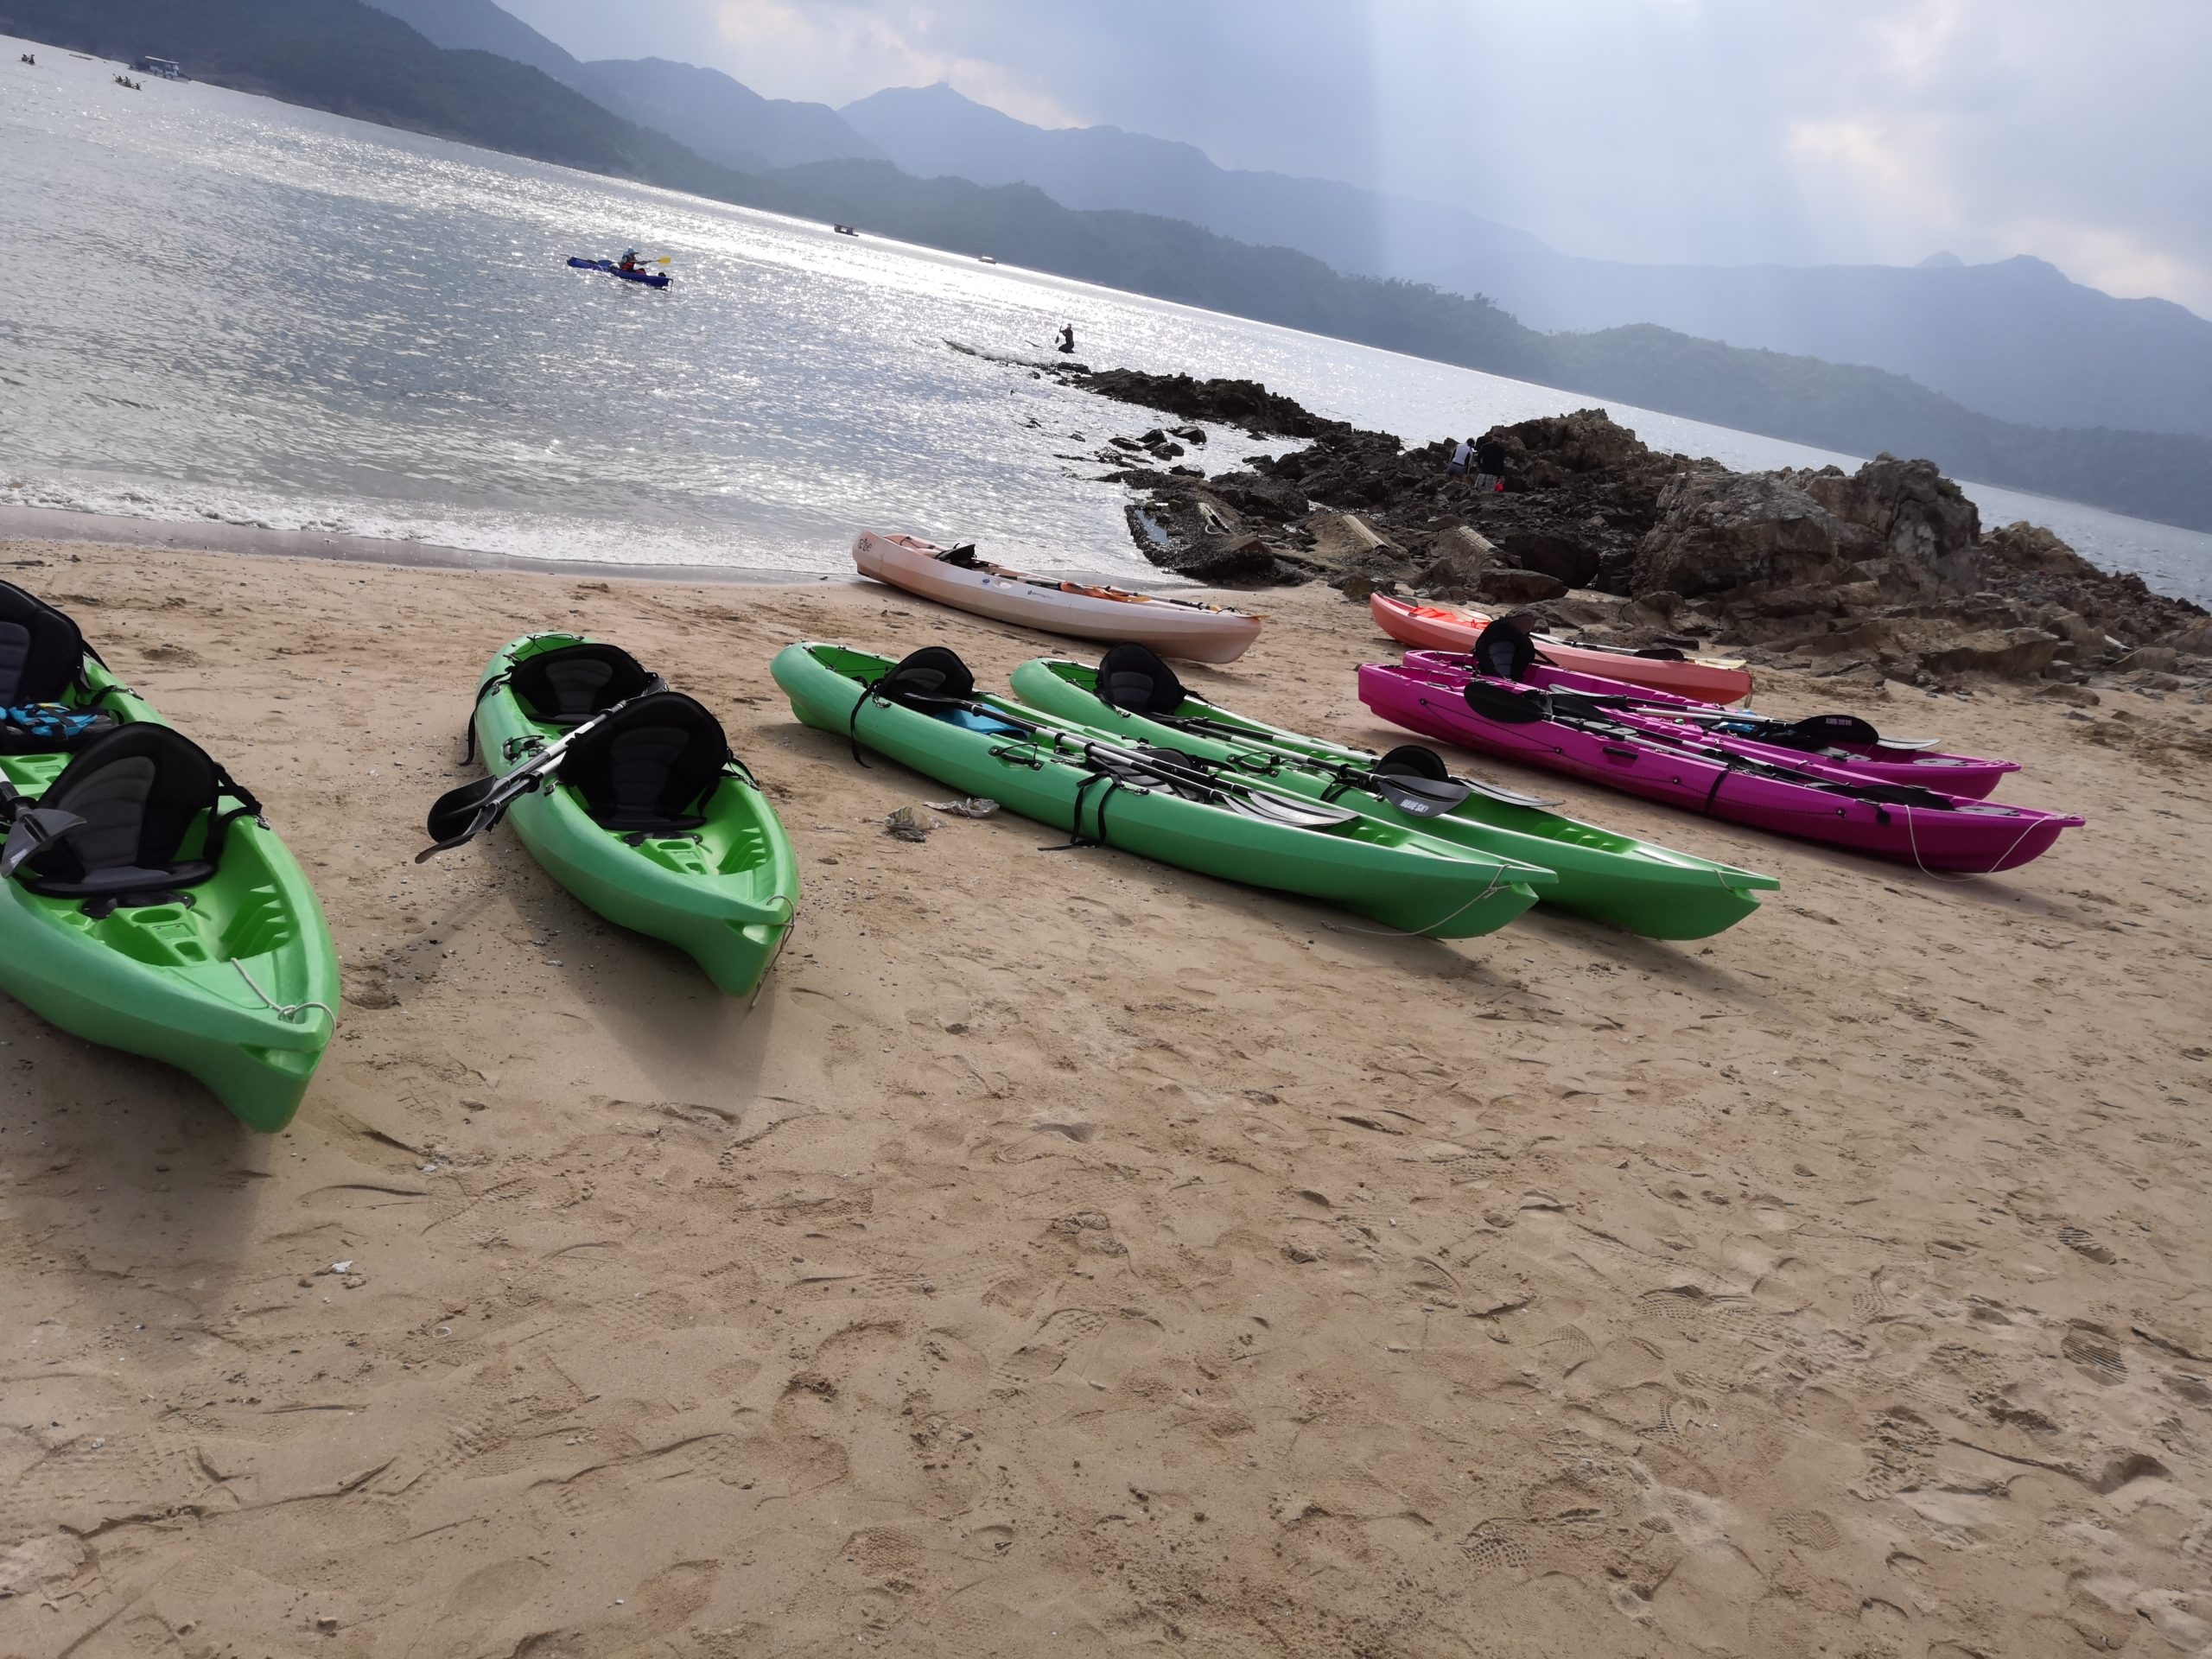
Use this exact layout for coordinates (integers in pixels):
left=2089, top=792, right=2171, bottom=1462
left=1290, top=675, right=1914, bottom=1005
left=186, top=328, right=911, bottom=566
left=10, top=722, right=256, bottom=907
left=872, top=646, right=976, bottom=709
left=0, top=580, right=93, bottom=706
left=558, top=691, right=730, bottom=834
left=1094, top=643, right=1187, bottom=715
left=1473, top=613, right=1539, bottom=682
left=507, top=642, right=658, bottom=729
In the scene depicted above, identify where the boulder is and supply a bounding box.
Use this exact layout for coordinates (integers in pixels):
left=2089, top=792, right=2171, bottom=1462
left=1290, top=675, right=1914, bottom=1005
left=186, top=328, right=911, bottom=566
left=2116, top=646, right=2182, bottom=675
left=1166, top=531, right=1281, bottom=584
left=1630, top=470, right=1847, bottom=598
left=1477, top=568, right=1569, bottom=605
left=1309, top=512, right=1401, bottom=564
left=1414, top=525, right=1497, bottom=596
left=1497, top=531, right=1600, bottom=588
left=1205, top=470, right=1309, bottom=523
left=1798, top=455, right=1980, bottom=589
left=1916, top=628, right=2066, bottom=680
left=2165, top=617, right=2212, bottom=658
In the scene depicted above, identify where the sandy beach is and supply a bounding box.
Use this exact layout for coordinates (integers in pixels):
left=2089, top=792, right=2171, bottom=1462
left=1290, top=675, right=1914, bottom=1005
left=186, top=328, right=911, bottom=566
left=3, top=533, right=2209, bottom=1657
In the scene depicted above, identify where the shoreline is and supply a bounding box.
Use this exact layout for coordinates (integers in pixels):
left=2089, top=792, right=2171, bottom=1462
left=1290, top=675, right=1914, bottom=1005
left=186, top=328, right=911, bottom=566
left=0, top=502, right=820, bottom=585
left=0, top=502, right=1213, bottom=594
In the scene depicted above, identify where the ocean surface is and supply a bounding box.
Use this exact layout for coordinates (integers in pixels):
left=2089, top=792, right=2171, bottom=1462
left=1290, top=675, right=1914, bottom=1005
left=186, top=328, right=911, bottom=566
left=6, top=37, right=2210, bottom=602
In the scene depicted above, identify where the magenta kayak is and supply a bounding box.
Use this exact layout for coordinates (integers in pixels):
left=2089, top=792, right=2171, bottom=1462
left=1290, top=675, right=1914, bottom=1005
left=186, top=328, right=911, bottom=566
left=1402, top=650, right=2021, bottom=800
left=1359, top=659, right=2082, bottom=874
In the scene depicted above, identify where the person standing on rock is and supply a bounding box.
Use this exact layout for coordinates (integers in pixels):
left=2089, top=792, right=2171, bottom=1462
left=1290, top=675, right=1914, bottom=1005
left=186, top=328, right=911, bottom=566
left=1473, top=435, right=1508, bottom=493
left=1446, top=437, right=1475, bottom=479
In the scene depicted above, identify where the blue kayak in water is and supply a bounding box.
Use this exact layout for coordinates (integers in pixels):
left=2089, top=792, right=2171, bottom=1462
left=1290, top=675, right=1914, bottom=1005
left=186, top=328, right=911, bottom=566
left=567, top=257, right=671, bottom=289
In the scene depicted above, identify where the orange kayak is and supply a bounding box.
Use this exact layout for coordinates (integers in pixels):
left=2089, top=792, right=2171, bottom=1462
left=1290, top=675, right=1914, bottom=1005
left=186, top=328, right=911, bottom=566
left=1369, top=593, right=1751, bottom=703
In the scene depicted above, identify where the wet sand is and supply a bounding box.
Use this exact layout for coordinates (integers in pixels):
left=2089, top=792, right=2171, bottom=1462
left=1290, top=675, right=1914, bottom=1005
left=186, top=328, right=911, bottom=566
left=3, top=535, right=2209, bottom=1657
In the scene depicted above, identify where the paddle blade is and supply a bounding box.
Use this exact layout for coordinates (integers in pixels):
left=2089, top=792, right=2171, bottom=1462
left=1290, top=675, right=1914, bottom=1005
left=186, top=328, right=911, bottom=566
left=0, top=807, right=84, bottom=880
left=416, top=774, right=516, bottom=861
left=1221, top=790, right=1363, bottom=831
left=1370, top=773, right=1470, bottom=817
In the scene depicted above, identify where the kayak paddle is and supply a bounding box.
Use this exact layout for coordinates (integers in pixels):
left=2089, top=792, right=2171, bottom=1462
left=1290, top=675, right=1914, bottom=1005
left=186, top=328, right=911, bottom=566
left=417, top=690, right=656, bottom=861
left=0, top=777, right=85, bottom=882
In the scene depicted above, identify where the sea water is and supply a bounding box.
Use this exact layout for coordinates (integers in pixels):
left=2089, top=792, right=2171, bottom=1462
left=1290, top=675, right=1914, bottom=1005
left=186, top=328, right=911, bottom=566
left=5, top=36, right=2209, bottom=602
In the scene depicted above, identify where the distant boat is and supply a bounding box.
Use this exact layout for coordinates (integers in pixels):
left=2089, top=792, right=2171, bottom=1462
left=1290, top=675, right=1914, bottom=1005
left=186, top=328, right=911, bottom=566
left=977, top=255, right=998, bottom=265
left=832, top=224, right=858, bottom=237
left=133, top=55, right=185, bottom=79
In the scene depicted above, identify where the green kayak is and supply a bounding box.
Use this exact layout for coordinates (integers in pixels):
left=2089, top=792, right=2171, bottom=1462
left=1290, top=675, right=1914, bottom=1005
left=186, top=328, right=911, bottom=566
left=1009, top=650, right=1779, bottom=940
left=0, top=582, right=337, bottom=1131
left=772, top=641, right=1553, bottom=939
left=456, top=633, right=798, bottom=997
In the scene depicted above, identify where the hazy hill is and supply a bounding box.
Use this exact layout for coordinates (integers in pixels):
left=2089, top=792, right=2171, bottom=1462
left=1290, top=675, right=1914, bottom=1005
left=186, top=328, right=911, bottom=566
left=350, top=0, right=578, bottom=81
left=568, top=58, right=882, bottom=174
left=355, top=0, right=878, bottom=174
left=844, top=83, right=2212, bottom=440
left=8, top=0, right=740, bottom=194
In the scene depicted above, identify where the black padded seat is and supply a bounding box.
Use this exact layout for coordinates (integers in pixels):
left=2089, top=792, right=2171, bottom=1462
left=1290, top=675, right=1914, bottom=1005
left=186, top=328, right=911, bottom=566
left=872, top=645, right=976, bottom=709
left=11, top=723, right=247, bottom=904
left=506, top=642, right=658, bottom=729
left=1473, top=613, right=1539, bottom=681
left=0, top=581, right=93, bottom=707
left=556, top=691, right=731, bottom=834
left=1093, top=643, right=1187, bottom=715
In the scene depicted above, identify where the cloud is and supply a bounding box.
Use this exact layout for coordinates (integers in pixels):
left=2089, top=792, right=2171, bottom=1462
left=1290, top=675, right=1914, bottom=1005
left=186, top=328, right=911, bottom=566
left=708, top=2, right=1079, bottom=126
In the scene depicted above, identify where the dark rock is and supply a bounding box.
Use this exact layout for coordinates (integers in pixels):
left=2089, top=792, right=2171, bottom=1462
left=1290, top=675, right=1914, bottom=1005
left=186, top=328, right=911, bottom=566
left=1916, top=628, right=2066, bottom=679
left=1072, top=368, right=1349, bottom=440
left=1168, top=424, right=1208, bottom=445
left=1497, top=531, right=1600, bottom=588
left=1205, top=471, right=1310, bottom=523
left=1631, top=471, right=1847, bottom=598
left=1478, top=569, right=1569, bottom=605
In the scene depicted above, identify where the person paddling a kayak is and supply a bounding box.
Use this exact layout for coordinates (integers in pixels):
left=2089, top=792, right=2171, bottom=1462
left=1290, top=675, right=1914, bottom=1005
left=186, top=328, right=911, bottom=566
left=617, top=249, right=643, bottom=274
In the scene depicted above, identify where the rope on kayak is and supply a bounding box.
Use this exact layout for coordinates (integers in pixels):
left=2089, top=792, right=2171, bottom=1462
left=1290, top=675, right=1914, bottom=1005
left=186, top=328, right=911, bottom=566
left=1318, top=864, right=1514, bottom=940
left=1902, top=805, right=2045, bottom=881
left=232, top=960, right=334, bottom=1027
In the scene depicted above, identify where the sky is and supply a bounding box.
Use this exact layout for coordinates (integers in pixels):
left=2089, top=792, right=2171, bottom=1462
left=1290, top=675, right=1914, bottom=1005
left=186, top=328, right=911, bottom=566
left=499, top=0, right=2212, bottom=314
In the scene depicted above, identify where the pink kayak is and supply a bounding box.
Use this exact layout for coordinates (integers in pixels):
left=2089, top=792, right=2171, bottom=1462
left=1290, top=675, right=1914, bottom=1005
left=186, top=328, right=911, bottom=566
left=1360, top=659, right=2082, bottom=874
left=1402, top=650, right=2021, bottom=800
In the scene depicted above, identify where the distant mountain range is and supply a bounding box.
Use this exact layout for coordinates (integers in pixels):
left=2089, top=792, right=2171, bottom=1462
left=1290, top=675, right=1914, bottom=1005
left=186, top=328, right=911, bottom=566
left=7, top=0, right=2211, bottom=535
left=842, top=84, right=2212, bottom=442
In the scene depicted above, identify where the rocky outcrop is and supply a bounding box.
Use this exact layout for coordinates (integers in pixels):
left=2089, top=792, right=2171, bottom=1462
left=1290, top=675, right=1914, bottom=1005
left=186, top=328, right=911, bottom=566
left=1046, top=363, right=2208, bottom=685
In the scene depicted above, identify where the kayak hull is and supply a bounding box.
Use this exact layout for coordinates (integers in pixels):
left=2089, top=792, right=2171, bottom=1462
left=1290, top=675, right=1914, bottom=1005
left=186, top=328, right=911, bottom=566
left=1402, top=651, right=2020, bottom=800
left=1370, top=592, right=1753, bottom=703
left=1009, top=657, right=1779, bottom=940
left=772, top=643, right=1549, bottom=938
left=474, top=635, right=798, bottom=996
left=0, top=662, right=337, bottom=1132
left=1360, top=661, right=2082, bottom=874
left=855, top=531, right=1264, bottom=664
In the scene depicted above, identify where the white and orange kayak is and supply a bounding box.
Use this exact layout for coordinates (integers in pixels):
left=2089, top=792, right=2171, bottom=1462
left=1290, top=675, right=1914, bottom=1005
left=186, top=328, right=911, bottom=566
left=852, top=532, right=1265, bottom=664
left=1369, top=592, right=1751, bottom=703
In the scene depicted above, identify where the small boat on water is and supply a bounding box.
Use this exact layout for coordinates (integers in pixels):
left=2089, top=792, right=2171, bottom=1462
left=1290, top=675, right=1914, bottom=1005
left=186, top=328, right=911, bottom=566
left=977, top=255, right=999, bottom=265
left=566, top=257, right=671, bottom=289
left=133, top=55, right=185, bottom=80
left=1370, top=592, right=1753, bottom=703
left=852, top=531, right=1265, bottom=664
left=833, top=224, right=859, bottom=237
